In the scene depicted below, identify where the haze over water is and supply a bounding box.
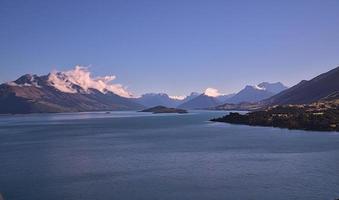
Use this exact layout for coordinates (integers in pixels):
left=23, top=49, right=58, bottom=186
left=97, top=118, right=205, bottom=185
left=0, top=111, right=338, bottom=200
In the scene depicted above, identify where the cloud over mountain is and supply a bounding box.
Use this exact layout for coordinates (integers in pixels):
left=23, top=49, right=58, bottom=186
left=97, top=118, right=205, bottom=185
left=204, top=88, right=223, bottom=97
left=48, top=66, right=132, bottom=97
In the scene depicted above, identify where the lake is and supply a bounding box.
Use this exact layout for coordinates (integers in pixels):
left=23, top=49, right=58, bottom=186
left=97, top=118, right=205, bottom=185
left=0, top=111, right=338, bottom=200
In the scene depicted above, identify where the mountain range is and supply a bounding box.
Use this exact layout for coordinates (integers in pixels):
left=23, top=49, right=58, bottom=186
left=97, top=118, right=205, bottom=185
left=177, top=94, right=221, bottom=109
left=0, top=73, right=144, bottom=114
left=135, top=92, right=199, bottom=108
left=0, top=73, right=289, bottom=113
left=225, top=82, right=288, bottom=104
left=0, top=66, right=337, bottom=113
left=135, top=92, right=236, bottom=109
left=177, top=82, right=287, bottom=109
left=216, top=66, right=339, bottom=110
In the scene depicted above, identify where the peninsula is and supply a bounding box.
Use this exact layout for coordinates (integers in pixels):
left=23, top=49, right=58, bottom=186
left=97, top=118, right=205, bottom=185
left=211, top=99, right=339, bottom=132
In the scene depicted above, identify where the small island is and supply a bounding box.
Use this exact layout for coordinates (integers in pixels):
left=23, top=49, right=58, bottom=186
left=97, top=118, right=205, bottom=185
left=140, top=106, right=188, bottom=114
left=211, top=100, right=339, bottom=132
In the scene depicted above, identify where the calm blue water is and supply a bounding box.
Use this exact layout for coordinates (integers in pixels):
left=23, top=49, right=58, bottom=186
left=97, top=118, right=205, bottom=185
left=0, top=111, right=338, bottom=200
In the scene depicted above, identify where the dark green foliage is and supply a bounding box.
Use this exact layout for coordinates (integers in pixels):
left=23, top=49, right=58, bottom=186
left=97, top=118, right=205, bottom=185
left=211, top=104, right=339, bottom=132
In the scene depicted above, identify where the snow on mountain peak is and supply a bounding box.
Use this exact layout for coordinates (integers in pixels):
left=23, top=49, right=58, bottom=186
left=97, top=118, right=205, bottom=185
left=257, top=82, right=288, bottom=93
left=7, top=74, right=41, bottom=88
left=247, top=82, right=287, bottom=92
left=169, top=95, right=186, bottom=100
left=47, top=66, right=132, bottom=97
left=253, top=85, right=265, bottom=90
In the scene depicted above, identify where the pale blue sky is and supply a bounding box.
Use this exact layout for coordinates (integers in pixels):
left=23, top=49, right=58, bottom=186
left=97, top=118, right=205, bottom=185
left=1, top=0, right=339, bottom=96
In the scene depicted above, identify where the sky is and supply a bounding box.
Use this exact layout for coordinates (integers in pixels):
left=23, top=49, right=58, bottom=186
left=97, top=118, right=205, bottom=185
left=1, top=0, right=339, bottom=97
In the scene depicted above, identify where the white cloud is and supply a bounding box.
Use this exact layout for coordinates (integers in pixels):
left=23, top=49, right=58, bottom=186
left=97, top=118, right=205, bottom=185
left=169, top=95, right=186, bottom=100
left=48, top=66, right=132, bottom=97
left=204, top=87, right=223, bottom=97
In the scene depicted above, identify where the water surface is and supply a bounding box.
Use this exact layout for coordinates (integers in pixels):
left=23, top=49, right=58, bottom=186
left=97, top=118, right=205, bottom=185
left=0, top=111, right=338, bottom=200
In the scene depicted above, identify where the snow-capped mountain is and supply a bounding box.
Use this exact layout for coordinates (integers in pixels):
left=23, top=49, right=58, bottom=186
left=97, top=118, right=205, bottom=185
left=0, top=67, right=143, bottom=114
left=182, top=92, right=200, bottom=102
left=225, top=82, right=288, bottom=103
left=0, top=65, right=291, bottom=113
left=257, top=82, right=288, bottom=94
left=47, top=66, right=132, bottom=97
left=176, top=88, right=235, bottom=109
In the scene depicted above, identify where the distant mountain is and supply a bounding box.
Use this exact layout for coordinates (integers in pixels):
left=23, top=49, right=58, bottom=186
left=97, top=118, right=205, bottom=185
left=216, top=93, right=236, bottom=102
left=0, top=73, right=144, bottom=114
left=135, top=92, right=201, bottom=108
left=263, top=66, right=339, bottom=105
left=225, top=82, right=287, bottom=103
left=257, top=82, right=288, bottom=94
left=182, top=92, right=200, bottom=102
left=178, top=94, right=221, bottom=109
left=225, top=85, right=273, bottom=103
left=136, top=93, right=182, bottom=108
